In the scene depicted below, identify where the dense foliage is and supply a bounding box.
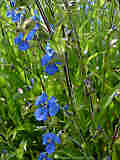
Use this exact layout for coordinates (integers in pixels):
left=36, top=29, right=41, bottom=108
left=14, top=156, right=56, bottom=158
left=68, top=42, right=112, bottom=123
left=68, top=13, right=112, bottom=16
left=0, top=0, right=120, bottom=159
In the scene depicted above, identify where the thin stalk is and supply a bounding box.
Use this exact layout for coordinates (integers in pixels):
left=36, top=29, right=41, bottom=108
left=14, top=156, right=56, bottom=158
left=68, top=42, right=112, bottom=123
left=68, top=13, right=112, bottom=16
left=64, top=52, right=72, bottom=89
left=62, top=25, right=72, bottom=102
left=36, top=70, right=46, bottom=92
left=64, top=65, right=72, bottom=100
left=111, top=123, right=120, bottom=151
left=84, top=84, right=94, bottom=120
left=34, top=0, right=52, bottom=33
left=40, top=76, right=46, bottom=92
left=62, top=24, right=87, bottom=146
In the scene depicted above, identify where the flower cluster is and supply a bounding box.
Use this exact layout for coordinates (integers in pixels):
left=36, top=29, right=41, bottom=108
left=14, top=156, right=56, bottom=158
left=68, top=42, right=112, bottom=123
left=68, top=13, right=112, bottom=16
left=38, top=153, right=51, bottom=160
left=34, top=93, right=61, bottom=160
left=6, top=1, right=24, bottom=23
left=43, top=132, right=60, bottom=154
left=6, top=1, right=40, bottom=51
left=34, top=92, right=59, bottom=121
left=41, top=43, right=62, bottom=75
left=14, top=23, right=39, bottom=51
left=38, top=132, right=60, bottom=160
left=6, top=2, right=62, bottom=160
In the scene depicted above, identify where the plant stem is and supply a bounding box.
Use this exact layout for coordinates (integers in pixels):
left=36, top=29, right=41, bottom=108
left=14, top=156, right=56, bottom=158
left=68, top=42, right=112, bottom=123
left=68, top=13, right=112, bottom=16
left=34, top=0, right=52, bottom=33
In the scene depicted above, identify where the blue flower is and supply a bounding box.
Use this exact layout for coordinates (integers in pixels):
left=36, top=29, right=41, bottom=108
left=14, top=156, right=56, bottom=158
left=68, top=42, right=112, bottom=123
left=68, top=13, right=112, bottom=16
left=6, top=9, right=15, bottom=18
left=34, top=92, right=48, bottom=106
left=45, top=143, right=55, bottom=154
left=48, top=101, right=59, bottom=117
left=25, top=29, right=37, bottom=41
left=41, top=43, right=62, bottom=75
left=12, top=13, right=21, bottom=22
left=41, top=54, right=52, bottom=66
left=14, top=33, right=29, bottom=51
left=45, top=43, right=51, bottom=52
left=48, top=96, right=56, bottom=103
left=34, top=23, right=40, bottom=30
left=6, top=9, right=21, bottom=22
left=45, top=43, right=55, bottom=56
left=34, top=107, right=48, bottom=121
left=64, top=104, right=69, bottom=111
left=47, top=96, right=59, bottom=116
left=14, top=32, right=23, bottom=45
left=42, top=133, right=60, bottom=145
left=18, top=41, right=29, bottom=51
left=45, top=64, right=58, bottom=75
left=38, top=153, right=52, bottom=160
left=41, top=43, right=55, bottom=66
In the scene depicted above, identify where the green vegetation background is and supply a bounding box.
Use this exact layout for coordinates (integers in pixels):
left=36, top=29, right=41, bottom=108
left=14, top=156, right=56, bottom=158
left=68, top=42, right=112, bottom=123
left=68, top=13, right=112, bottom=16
left=0, top=0, right=120, bottom=159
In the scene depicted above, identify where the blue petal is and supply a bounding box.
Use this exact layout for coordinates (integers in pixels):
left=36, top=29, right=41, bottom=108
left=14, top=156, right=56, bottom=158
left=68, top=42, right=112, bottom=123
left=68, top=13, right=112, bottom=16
left=6, top=10, right=15, bottom=17
left=34, top=92, right=48, bottom=105
left=41, top=54, right=52, bottom=66
left=54, top=134, right=61, bottom=144
left=32, top=15, right=36, bottom=21
left=42, top=133, right=54, bottom=145
left=38, top=153, right=52, bottom=160
left=14, top=32, right=23, bottom=45
left=12, top=13, right=21, bottom=22
left=45, top=43, right=55, bottom=57
left=34, top=23, right=39, bottom=30
left=6, top=4, right=9, bottom=9
left=47, top=158, right=52, bottom=160
left=45, top=143, right=55, bottom=155
left=47, top=50, right=55, bottom=57
left=34, top=8, right=37, bottom=16
left=48, top=96, right=56, bottom=103
left=64, top=104, right=69, bottom=111
left=48, top=97, right=59, bottom=117
left=25, top=29, right=36, bottom=41
left=45, top=64, right=58, bottom=75
left=32, top=9, right=37, bottom=21
left=34, top=107, right=48, bottom=121
left=38, top=153, right=46, bottom=160
left=18, top=41, right=29, bottom=51
left=55, top=62, right=62, bottom=65
left=45, top=43, right=51, bottom=51
left=48, top=101, right=59, bottom=116
left=42, top=132, right=60, bottom=145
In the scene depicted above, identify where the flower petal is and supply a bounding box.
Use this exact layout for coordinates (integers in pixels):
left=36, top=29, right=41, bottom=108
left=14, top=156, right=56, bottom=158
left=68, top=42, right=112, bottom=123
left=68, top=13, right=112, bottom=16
left=18, top=41, right=29, bottom=51
left=34, top=107, right=48, bottom=121
left=34, top=92, right=48, bottom=106
left=45, top=64, right=58, bottom=75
